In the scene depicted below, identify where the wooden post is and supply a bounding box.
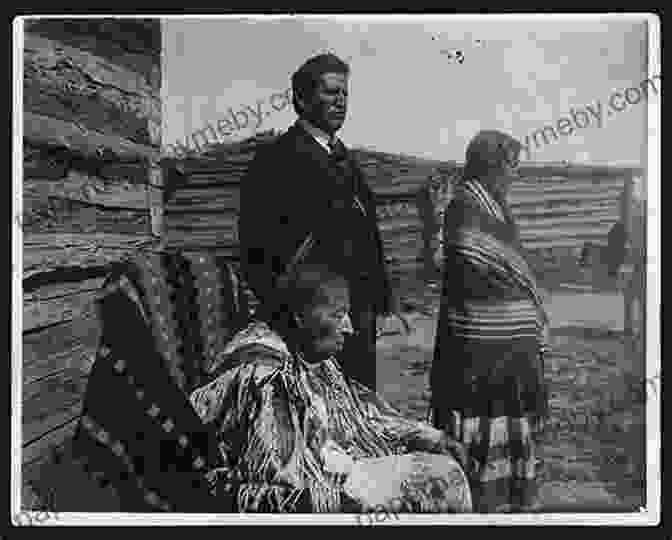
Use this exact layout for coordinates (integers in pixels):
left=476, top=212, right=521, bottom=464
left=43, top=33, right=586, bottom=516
left=620, top=174, right=634, bottom=240
left=148, top=159, right=163, bottom=237
left=147, top=91, right=163, bottom=237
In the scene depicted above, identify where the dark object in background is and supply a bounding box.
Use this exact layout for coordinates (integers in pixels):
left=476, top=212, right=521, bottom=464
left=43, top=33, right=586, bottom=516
left=579, top=221, right=628, bottom=278
left=605, top=221, right=628, bottom=277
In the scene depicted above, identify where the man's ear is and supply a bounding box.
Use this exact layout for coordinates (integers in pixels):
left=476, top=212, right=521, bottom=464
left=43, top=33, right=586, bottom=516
left=294, top=88, right=312, bottom=116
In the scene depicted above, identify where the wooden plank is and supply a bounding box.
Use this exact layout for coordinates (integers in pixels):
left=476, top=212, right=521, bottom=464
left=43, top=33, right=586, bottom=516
left=148, top=159, right=163, bottom=237
left=23, top=289, right=100, bottom=332
left=509, top=183, right=625, bottom=200
left=22, top=417, right=79, bottom=465
left=24, top=112, right=159, bottom=163
left=165, top=193, right=240, bottom=213
left=21, top=198, right=150, bottom=236
left=24, top=146, right=148, bottom=185
left=23, top=33, right=159, bottom=112
left=23, top=68, right=152, bottom=147
left=23, top=316, right=100, bottom=384
left=26, top=19, right=161, bottom=61
left=517, top=164, right=642, bottom=178
left=99, top=161, right=149, bottom=185
left=510, top=177, right=625, bottom=194
left=512, top=200, right=618, bottom=219
left=520, top=224, right=613, bottom=242
left=164, top=228, right=238, bottom=246
left=24, top=173, right=148, bottom=210
left=523, top=238, right=608, bottom=250
left=509, top=188, right=623, bottom=206
left=24, top=276, right=104, bottom=303
left=22, top=369, right=88, bottom=444
left=516, top=212, right=618, bottom=229
left=22, top=233, right=158, bottom=279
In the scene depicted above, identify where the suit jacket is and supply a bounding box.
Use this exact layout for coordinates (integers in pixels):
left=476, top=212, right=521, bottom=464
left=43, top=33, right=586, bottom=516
left=238, top=122, right=393, bottom=316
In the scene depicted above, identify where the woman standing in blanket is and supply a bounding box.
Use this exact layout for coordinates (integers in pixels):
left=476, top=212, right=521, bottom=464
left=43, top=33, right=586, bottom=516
left=429, top=130, right=550, bottom=513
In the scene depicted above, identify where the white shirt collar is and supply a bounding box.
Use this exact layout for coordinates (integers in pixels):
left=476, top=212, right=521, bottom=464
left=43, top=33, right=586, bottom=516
left=297, top=118, right=339, bottom=153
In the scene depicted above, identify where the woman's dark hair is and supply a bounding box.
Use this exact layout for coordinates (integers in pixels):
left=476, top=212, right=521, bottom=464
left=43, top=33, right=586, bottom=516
left=291, top=53, right=350, bottom=116
left=462, top=129, right=522, bottom=182
left=276, top=263, right=349, bottom=315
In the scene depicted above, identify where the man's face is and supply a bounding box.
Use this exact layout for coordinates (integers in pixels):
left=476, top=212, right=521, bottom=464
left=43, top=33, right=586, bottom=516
left=301, top=72, right=348, bottom=135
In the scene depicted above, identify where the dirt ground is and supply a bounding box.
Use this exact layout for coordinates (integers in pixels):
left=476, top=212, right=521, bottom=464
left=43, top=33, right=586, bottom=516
left=377, top=270, right=648, bottom=513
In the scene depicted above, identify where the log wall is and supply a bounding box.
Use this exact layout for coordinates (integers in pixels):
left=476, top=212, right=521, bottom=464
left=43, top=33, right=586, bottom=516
left=20, top=19, right=162, bottom=510
left=162, top=135, right=643, bottom=284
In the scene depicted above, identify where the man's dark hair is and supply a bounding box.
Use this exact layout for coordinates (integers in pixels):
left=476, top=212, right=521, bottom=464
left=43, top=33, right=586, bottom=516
left=291, top=53, right=350, bottom=116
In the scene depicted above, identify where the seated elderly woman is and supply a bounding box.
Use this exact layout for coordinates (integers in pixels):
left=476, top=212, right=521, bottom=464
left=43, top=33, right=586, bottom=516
left=189, top=264, right=473, bottom=513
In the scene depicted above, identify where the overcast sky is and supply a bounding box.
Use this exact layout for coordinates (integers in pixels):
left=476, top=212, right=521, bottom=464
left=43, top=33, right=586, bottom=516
left=162, top=14, right=655, bottom=165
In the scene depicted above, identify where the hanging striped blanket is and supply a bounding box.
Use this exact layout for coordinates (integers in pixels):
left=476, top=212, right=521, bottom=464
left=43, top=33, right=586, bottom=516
left=70, top=250, right=279, bottom=512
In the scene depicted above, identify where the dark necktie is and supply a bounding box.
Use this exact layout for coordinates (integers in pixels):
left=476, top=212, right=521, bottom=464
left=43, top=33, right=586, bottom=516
left=328, top=137, right=347, bottom=162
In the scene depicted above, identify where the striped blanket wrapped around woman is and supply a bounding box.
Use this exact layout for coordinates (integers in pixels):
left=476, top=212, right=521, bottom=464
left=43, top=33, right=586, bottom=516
left=430, top=177, right=550, bottom=513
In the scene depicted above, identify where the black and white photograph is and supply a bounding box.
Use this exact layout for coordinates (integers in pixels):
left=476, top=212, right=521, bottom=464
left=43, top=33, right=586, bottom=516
left=11, top=13, right=660, bottom=526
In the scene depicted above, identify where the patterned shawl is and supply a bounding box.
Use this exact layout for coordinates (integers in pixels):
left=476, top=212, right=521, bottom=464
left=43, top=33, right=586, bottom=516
left=189, top=322, right=452, bottom=513
left=441, top=177, right=550, bottom=351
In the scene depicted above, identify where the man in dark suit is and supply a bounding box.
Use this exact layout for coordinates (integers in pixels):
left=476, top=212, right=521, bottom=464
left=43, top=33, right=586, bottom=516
left=238, top=53, right=405, bottom=390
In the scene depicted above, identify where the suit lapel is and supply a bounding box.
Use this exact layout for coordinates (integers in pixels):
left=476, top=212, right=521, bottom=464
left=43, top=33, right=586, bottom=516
left=289, top=123, right=368, bottom=217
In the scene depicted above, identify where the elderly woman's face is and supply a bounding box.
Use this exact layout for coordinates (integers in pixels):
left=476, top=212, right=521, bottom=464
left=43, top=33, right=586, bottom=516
left=302, top=283, right=354, bottom=359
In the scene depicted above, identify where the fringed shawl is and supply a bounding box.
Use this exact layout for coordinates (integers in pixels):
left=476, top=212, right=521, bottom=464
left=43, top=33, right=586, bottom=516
left=190, top=322, right=451, bottom=512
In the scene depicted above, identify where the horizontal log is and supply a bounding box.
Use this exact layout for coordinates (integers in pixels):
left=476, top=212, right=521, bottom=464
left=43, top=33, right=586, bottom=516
left=24, top=33, right=158, bottom=108
left=512, top=200, right=618, bottom=219
left=22, top=233, right=158, bottom=279
left=166, top=187, right=239, bottom=210
left=164, top=203, right=238, bottom=214
left=163, top=221, right=237, bottom=235
left=24, top=148, right=149, bottom=185
left=23, top=315, right=101, bottom=385
left=510, top=177, right=626, bottom=194
left=163, top=211, right=236, bottom=227
left=24, top=112, right=159, bottom=163
left=509, top=184, right=625, bottom=201
left=21, top=202, right=150, bottom=236
left=24, top=276, right=104, bottom=304
left=24, top=173, right=148, bottom=210
left=26, top=19, right=161, bottom=61
left=180, top=246, right=240, bottom=260
left=23, top=68, right=152, bottom=147
left=23, top=369, right=88, bottom=445
left=516, top=212, right=618, bottom=229
left=23, top=289, right=100, bottom=333
left=517, top=164, right=642, bottom=178
left=98, top=161, right=149, bottom=185
left=163, top=229, right=238, bottom=246
left=523, top=238, right=608, bottom=250
left=22, top=417, right=79, bottom=465
left=509, top=188, right=623, bottom=206
left=520, top=224, right=613, bottom=242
